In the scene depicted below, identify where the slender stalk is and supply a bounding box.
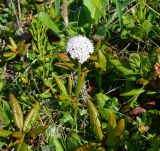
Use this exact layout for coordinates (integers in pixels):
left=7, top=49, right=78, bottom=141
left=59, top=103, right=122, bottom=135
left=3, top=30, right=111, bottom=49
left=74, top=62, right=82, bottom=132
left=17, top=0, right=21, bottom=25
left=75, top=62, right=82, bottom=105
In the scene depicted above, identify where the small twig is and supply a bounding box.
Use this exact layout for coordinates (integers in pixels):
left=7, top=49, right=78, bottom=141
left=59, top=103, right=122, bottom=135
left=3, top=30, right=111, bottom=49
left=9, top=0, right=20, bottom=29
left=17, top=0, right=21, bottom=25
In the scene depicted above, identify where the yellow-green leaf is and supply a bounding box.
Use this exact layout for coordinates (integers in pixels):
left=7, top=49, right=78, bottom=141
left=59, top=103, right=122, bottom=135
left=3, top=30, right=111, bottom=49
left=106, top=119, right=125, bottom=147
left=9, top=93, right=23, bottom=131
left=54, top=75, right=68, bottom=95
left=54, top=62, right=74, bottom=69
left=68, top=75, right=72, bottom=95
left=97, top=50, right=107, bottom=71
left=23, top=102, right=40, bottom=133
left=9, top=37, right=17, bottom=51
left=0, top=129, right=12, bottom=137
left=3, top=52, right=17, bottom=58
left=12, top=131, right=23, bottom=138
left=120, top=88, right=145, bottom=96
left=108, top=110, right=116, bottom=129
left=87, top=99, right=103, bottom=141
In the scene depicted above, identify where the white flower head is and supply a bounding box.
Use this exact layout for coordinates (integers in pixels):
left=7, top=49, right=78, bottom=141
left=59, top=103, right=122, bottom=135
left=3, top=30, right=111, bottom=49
left=66, top=35, right=94, bottom=63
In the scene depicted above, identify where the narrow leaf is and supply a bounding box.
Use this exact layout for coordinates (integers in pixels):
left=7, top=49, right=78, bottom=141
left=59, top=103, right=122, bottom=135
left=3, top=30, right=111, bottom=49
left=9, top=37, right=17, bottom=50
left=37, top=12, right=60, bottom=33
left=9, top=93, right=23, bottom=131
left=115, top=0, right=123, bottom=29
left=54, top=75, right=68, bottom=95
left=23, top=102, right=40, bottom=133
left=87, top=99, right=103, bottom=141
left=54, top=62, right=74, bottom=69
left=108, top=110, right=116, bottom=129
left=110, top=59, right=135, bottom=76
left=120, top=88, right=145, bottom=96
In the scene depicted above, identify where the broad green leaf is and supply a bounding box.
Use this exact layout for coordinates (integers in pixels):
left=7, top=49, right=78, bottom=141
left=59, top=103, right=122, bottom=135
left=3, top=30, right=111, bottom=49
left=129, top=53, right=141, bottom=70
left=12, top=131, right=23, bottom=138
left=0, top=105, right=10, bottom=126
left=37, top=12, right=60, bottom=33
left=23, top=102, right=40, bottom=133
left=98, top=108, right=110, bottom=121
left=83, top=0, right=96, bottom=19
left=19, top=142, right=33, bottom=151
left=9, top=93, right=23, bottom=131
left=0, top=129, right=12, bottom=137
left=50, top=138, right=64, bottom=151
left=66, top=132, right=82, bottom=151
left=96, top=93, right=110, bottom=108
left=110, top=59, right=135, bottom=76
left=40, top=92, right=52, bottom=98
left=141, top=20, right=152, bottom=39
left=122, top=13, right=135, bottom=28
left=87, top=99, right=103, bottom=141
left=26, top=126, right=47, bottom=137
left=54, top=75, right=68, bottom=95
left=120, top=88, right=145, bottom=96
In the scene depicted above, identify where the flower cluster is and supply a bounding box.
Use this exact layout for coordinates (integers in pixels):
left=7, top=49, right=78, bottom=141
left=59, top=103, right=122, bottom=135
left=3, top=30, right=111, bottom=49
left=66, top=35, right=94, bottom=63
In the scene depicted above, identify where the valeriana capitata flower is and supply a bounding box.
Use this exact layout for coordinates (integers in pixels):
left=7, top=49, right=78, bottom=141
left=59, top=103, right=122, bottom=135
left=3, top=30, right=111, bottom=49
left=66, top=35, right=94, bottom=64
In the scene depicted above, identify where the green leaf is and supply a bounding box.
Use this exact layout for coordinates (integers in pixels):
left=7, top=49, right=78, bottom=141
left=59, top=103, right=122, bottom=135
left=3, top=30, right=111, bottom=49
left=3, top=52, right=17, bottom=60
left=12, top=131, right=23, bottom=138
left=26, top=126, right=47, bottom=137
left=87, top=99, right=103, bottom=141
left=110, top=59, right=135, bottom=76
left=106, top=119, right=125, bottom=147
left=23, top=102, right=40, bottom=133
left=98, top=108, right=110, bottom=121
left=40, top=92, right=52, bottom=99
left=83, top=0, right=96, bottom=19
left=0, top=129, right=12, bottom=137
left=55, top=0, right=60, bottom=16
left=97, top=50, right=107, bottom=71
left=108, top=110, right=116, bottom=129
left=37, top=12, right=60, bottom=33
left=50, top=138, right=64, bottom=151
left=0, top=105, right=10, bottom=126
left=9, top=93, right=23, bottom=131
left=54, top=62, right=75, bottom=70
left=129, top=53, right=141, bottom=70
left=141, top=20, right=152, bottom=39
left=96, top=93, right=110, bottom=108
left=54, top=75, right=68, bottom=95
left=115, top=0, right=123, bottom=29
left=19, top=142, right=33, bottom=151
left=66, top=132, right=82, bottom=151
left=120, top=88, right=145, bottom=96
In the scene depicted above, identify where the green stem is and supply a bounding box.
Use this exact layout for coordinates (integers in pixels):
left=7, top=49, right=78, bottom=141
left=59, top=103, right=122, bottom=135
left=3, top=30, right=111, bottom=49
left=75, top=62, right=82, bottom=105
left=17, top=134, right=25, bottom=151
left=74, top=62, right=82, bottom=132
